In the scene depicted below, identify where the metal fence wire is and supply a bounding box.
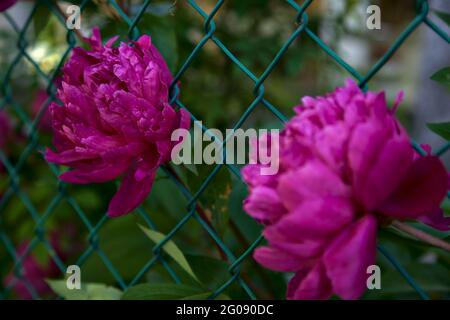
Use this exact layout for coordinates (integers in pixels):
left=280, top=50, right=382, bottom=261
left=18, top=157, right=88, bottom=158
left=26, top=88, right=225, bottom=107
left=0, top=0, right=449, bottom=300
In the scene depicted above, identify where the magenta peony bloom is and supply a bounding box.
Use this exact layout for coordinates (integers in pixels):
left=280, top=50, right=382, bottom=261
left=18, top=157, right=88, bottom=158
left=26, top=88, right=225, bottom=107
left=45, top=28, right=190, bottom=217
left=4, top=230, right=78, bottom=299
left=242, top=80, right=448, bottom=300
left=0, top=0, right=17, bottom=12
left=5, top=241, right=58, bottom=299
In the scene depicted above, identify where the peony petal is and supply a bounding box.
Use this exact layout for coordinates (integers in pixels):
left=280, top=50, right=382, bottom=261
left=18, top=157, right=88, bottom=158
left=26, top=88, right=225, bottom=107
left=417, top=209, right=450, bottom=231
left=84, top=27, right=102, bottom=49
left=323, top=215, right=378, bottom=300
left=45, top=147, right=98, bottom=165
left=105, top=36, right=119, bottom=47
left=359, top=134, right=413, bottom=210
left=378, top=156, right=448, bottom=219
left=0, top=111, right=12, bottom=148
left=60, top=160, right=130, bottom=184
left=277, top=160, right=351, bottom=212
left=244, top=186, right=286, bottom=223
left=107, top=163, right=156, bottom=217
left=367, top=91, right=389, bottom=121
left=286, top=268, right=308, bottom=299
left=264, top=224, right=326, bottom=259
left=254, top=246, right=306, bottom=272
left=287, top=262, right=332, bottom=300
left=348, top=117, right=413, bottom=210
left=391, top=91, right=404, bottom=113
left=241, top=164, right=278, bottom=189
left=314, top=123, right=350, bottom=174
left=275, top=197, right=354, bottom=238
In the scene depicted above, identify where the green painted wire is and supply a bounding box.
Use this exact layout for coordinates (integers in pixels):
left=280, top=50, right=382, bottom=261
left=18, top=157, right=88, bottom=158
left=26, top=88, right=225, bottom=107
left=377, top=245, right=430, bottom=300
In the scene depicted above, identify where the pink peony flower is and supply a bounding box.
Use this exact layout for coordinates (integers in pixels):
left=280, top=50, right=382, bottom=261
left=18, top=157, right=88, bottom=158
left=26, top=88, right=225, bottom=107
left=242, top=80, right=448, bottom=300
left=4, top=229, right=79, bottom=299
left=45, top=28, right=190, bottom=217
left=0, top=0, right=17, bottom=12
left=5, top=242, right=59, bottom=299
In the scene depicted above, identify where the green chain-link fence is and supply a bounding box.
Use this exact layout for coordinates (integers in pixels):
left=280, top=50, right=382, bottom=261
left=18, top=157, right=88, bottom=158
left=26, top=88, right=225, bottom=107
left=0, top=0, right=449, bottom=300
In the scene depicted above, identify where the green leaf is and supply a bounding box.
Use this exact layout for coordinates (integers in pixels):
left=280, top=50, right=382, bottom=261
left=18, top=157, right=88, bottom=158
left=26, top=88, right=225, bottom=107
left=47, top=280, right=87, bottom=300
left=85, top=283, right=123, bottom=300
left=34, top=4, right=51, bottom=39
left=435, top=10, right=450, bottom=26
left=47, top=280, right=122, bottom=300
left=186, top=255, right=231, bottom=289
left=431, top=67, right=450, bottom=86
left=427, top=122, right=450, bottom=140
left=139, top=225, right=199, bottom=282
left=180, top=292, right=230, bottom=300
left=82, top=215, right=154, bottom=284
left=121, top=283, right=202, bottom=300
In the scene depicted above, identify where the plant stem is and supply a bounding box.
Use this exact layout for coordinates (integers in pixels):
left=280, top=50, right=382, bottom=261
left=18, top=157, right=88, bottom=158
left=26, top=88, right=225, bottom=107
left=392, top=221, right=450, bottom=252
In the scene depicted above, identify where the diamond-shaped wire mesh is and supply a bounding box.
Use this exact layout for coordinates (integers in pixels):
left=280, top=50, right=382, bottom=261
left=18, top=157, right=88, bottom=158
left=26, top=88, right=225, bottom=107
left=0, top=0, right=449, bottom=300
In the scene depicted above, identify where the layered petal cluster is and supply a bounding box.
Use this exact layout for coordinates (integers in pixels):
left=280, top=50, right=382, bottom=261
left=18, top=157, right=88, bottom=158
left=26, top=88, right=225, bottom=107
left=242, top=80, right=448, bottom=300
left=45, top=28, right=190, bottom=217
